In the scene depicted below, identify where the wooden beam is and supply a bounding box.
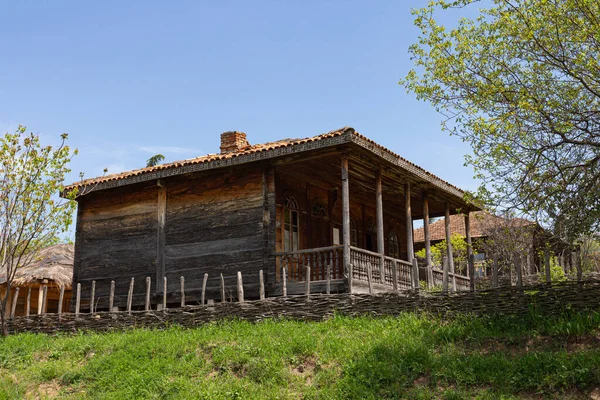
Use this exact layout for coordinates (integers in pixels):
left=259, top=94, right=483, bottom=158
left=445, top=202, right=456, bottom=292
left=423, top=191, right=434, bottom=289
left=465, top=213, right=474, bottom=291
left=156, top=181, right=167, bottom=293
left=405, top=183, right=417, bottom=288
left=341, top=154, right=352, bottom=292
left=376, top=170, right=385, bottom=283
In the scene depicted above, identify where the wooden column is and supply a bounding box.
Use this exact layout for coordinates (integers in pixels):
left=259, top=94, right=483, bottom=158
left=262, top=166, right=276, bottom=295
left=465, top=213, right=474, bottom=291
left=156, top=180, right=167, bottom=293
left=445, top=202, right=456, bottom=292
left=544, top=245, right=551, bottom=283
left=341, top=154, right=352, bottom=292
left=423, top=191, right=434, bottom=289
left=405, top=183, right=417, bottom=288
left=376, top=170, right=385, bottom=283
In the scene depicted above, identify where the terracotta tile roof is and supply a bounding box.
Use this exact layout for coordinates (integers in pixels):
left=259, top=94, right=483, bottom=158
left=64, top=127, right=469, bottom=199
left=413, top=212, right=535, bottom=243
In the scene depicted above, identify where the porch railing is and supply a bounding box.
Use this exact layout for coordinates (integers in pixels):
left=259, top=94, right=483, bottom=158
left=431, top=269, right=470, bottom=291
left=274, top=245, right=344, bottom=282
left=350, top=246, right=414, bottom=290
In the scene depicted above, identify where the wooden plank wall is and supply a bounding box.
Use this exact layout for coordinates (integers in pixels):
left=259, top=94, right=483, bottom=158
left=164, top=166, right=264, bottom=303
left=74, top=181, right=158, bottom=310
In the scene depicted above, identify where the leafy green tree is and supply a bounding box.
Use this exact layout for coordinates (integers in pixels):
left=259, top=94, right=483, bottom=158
left=0, top=126, right=77, bottom=336
left=402, top=0, right=600, bottom=240
left=146, top=154, right=165, bottom=167
left=416, top=233, right=468, bottom=274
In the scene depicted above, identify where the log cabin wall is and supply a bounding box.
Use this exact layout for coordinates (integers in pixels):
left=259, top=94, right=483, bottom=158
left=72, top=164, right=268, bottom=310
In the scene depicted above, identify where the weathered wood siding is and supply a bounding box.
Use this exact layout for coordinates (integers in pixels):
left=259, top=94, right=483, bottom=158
left=164, top=167, right=264, bottom=302
left=74, top=181, right=158, bottom=311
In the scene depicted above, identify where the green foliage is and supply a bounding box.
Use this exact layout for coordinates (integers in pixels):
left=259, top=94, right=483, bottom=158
left=538, top=256, right=568, bottom=283
left=146, top=154, right=165, bottom=167
left=416, top=233, right=468, bottom=272
left=0, top=125, right=77, bottom=335
left=401, top=0, right=600, bottom=239
left=1, top=311, right=600, bottom=398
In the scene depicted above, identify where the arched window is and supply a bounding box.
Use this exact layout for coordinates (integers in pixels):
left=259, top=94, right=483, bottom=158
left=388, top=230, right=400, bottom=259
left=284, top=196, right=299, bottom=251
left=350, top=218, right=358, bottom=247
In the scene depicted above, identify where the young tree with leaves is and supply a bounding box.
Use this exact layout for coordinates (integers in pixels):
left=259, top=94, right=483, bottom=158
left=0, top=126, right=77, bottom=336
left=402, top=0, right=600, bottom=241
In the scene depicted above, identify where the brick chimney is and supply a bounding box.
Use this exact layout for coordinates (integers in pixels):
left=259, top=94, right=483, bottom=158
left=220, top=131, right=250, bottom=154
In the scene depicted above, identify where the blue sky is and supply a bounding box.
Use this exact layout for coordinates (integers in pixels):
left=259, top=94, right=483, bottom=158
left=0, top=0, right=478, bottom=193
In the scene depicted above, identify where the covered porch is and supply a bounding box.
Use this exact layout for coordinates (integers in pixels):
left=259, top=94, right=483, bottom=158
left=268, top=139, right=478, bottom=295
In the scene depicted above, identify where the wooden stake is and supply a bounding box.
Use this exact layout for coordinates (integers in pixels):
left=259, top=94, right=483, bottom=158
left=180, top=276, right=185, bottom=307
left=42, top=285, right=49, bottom=314
left=90, top=281, right=96, bottom=313
left=468, top=254, right=475, bottom=291
left=282, top=267, right=287, bottom=297
left=444, top=203, right=456, bottom=293
left=127, top=278, right=134, bottom=313
left=109, top=281, right=115, bottom=313
left=305, top=266, right=311, bottom=298
left=259, top=270, right=265, bottom=300
left=544, top=246, right=551, bottom=284
left=492, top=254, right=499, bottom=288
left=326, top=263, right=331, bottom=295
left=392, top=260, right=399, bottom=292
left=515, top=254, right=523, bottom=288
left=145, top=277, right=151, bottom=311
left=10, top=287, right=19, bottom=319
left=237, top=271, right=244, bottom=303
left=58, top=286, right=64, bottom=315
left=366, top=262, right=373, bottom=294
left=75, top=283, right=81, bottom=315
left=201, top=273, right=208, bottom=305
left=412, top=259, right=420, bottom=292
left=442, top=256, right=449, bottom=293
left=163, top=277, right=168, bottom=310
left=25, top=287, right=31, bottom=317
left=220, top=273, right=226, bottom=303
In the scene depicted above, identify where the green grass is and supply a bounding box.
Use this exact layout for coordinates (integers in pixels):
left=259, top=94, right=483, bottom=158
left=1, top=310, right=600, bottom=399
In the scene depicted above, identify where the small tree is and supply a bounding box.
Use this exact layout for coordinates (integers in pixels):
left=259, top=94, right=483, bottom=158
left=146, top=154, right=165, bottom=167
left=416, top=233, right=468, bottom=274
left=0, top=126, right=77, bottom=336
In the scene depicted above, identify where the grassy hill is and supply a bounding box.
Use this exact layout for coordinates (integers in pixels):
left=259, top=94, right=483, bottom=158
left=1, top=310, right=600, bottom=399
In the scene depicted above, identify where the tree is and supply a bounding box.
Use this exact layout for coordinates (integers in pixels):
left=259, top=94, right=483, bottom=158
left=0, top=126, right=77, bottom=336
left=146, top=154, right=165, bottom=167
left=402, top=0, right=600, bottom=240
left=416, top=233, right=468, bottom=274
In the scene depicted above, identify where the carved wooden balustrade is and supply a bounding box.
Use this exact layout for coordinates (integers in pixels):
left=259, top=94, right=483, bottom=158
left=350, top=246, right=414, bottom=291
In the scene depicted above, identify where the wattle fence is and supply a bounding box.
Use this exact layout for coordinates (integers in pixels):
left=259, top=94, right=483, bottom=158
left=7, top=280, right=600, bottom=335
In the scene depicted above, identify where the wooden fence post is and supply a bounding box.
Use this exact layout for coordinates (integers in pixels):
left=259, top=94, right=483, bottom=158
left=366, top=262, right=373, bottom=294
left=492, top=254, right=499, bottom=288
left=90, top=281, right=96, bottom=313
left=10, top=287, right=19, bottom=319
left=544, top=246, right=551, bottom=284
left=25, top=287, right=31, bottom=317
left=237, top=271, right=244, bottom=303
left=259, top=270, right=265, bottom=300
left=180, top=276, right=185, bottom=307
left=305, top=266, right=311, bottom=299
left=42, top=285, right=48, bottom=315
left=163, top=277, right=168, bottom=310
left=468, top=254, right=475, bottom=291
left=326, top=263, right=331, bottom=295
left=392, top=261, right=399, bottom=292
left=127, top=278, right=134, bottom=314
left=75, top=283, right=81, bottom=316
left=58, top=286, right=64, bottom=315
left=515, top=254, right=523, bottom=288
left=109, top=281, right=115, bottom=313
left=220, top=273, right=226, bottom=303
left=145, top=277, right=151, bottom=311
left=282, top=268, right=287, bottom=298
left=442, top=256, right=449, bottom=293
left=201, top=273, right=208, bottom=306
left=412, top=259, right=420, bottom=292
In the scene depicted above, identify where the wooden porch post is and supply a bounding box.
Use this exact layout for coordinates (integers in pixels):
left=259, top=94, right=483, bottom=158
left=341, top=154, right=352, bottom=292
left=405, top=183, right=417, bottom=288
left=465, top=213, right=474, bottom=291
left=423, top=191, right=434, bottom=289
left=376, top=170, right=385, bottom=283
left=445, top=202, right=456, bottom=292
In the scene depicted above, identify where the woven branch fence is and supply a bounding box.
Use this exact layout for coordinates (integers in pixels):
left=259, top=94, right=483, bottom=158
left=7, top=280, right=600, bottom=335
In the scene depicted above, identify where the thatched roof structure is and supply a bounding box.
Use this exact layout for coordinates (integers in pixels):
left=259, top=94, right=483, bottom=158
left=0, top=243, right=74, bottom=289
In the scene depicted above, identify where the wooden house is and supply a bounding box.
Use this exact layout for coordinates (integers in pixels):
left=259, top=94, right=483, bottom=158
left=63, top=127, right=479, bottom=310
left=0, top=244, right=73, bottom=317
